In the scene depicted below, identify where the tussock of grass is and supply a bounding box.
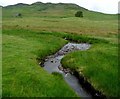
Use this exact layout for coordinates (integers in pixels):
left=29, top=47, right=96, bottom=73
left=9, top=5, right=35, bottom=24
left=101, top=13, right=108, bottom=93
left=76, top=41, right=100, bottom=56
left=52, top=72, right=63, bottom=79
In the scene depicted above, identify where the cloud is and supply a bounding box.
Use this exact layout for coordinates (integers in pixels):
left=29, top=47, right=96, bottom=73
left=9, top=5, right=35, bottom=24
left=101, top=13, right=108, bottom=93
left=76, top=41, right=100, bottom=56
left=0, top=0, right=119, bottom=14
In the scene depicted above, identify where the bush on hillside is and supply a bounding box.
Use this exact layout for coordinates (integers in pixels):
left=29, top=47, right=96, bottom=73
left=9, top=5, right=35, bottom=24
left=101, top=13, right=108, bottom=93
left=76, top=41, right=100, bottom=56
left=75, top=11, right=83, bottom=17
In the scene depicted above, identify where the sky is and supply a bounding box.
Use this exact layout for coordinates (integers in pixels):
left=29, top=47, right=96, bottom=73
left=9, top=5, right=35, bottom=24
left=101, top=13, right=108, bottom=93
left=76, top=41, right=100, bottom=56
left=0, top=0, right=120, bottom=14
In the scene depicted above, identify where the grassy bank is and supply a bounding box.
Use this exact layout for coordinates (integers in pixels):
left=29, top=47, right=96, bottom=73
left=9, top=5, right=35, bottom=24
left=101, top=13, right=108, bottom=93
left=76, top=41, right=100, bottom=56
left=61, top=41, right=118, bottom=97
left=3, top=29, right=79, bottom=97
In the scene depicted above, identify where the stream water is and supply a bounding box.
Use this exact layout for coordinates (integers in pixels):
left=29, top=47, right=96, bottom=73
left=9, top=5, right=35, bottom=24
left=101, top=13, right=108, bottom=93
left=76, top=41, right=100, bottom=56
left=42, top=43, right=91, bottom=98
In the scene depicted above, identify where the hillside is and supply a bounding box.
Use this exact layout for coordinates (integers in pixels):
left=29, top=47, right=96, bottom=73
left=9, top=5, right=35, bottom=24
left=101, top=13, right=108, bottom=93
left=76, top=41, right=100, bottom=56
left=3, top=2, right=117, bottom=20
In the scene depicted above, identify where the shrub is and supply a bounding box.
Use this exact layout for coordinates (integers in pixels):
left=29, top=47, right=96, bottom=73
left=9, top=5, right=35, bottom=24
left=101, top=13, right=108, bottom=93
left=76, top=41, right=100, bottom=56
left=75, top=11, right=83, bottom=17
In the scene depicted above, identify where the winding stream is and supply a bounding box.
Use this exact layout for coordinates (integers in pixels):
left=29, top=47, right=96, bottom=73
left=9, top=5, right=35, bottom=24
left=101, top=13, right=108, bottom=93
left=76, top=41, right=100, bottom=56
left=41, top=43, right=91, bottom=97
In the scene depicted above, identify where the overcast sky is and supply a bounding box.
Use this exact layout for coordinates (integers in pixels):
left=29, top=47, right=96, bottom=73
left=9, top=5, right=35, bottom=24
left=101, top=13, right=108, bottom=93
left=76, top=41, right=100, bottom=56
left=0, top=0, right=119, bottom=14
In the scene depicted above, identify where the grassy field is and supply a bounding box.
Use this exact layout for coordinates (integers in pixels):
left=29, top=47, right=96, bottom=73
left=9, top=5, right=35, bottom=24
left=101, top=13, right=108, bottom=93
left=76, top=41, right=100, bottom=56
left=3, top=29, right=79, bottom=97
left=3, top=2, right=117, bottom=38
left=2, top=2, right=118, bottom=97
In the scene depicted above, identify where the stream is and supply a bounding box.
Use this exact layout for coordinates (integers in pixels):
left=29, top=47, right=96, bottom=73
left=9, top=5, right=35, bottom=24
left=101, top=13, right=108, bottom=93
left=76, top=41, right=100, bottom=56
left=41, top=43, right=91, bottom=98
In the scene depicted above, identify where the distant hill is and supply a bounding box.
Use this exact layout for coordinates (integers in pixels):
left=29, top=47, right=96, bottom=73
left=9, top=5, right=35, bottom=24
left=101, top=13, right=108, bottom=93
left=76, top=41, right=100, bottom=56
left=5, top=2, right=88, bottom=10
left=3, top=2, right=117, bottom=20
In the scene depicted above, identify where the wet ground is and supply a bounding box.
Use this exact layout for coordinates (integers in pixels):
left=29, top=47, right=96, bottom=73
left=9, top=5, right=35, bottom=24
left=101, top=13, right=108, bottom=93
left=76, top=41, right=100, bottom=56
left=42, top=43, right=91, bottom=98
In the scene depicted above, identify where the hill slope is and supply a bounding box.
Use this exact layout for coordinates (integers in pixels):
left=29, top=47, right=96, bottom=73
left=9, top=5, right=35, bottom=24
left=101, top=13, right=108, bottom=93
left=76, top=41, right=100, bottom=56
left=3, top=2, right=117, bottom=20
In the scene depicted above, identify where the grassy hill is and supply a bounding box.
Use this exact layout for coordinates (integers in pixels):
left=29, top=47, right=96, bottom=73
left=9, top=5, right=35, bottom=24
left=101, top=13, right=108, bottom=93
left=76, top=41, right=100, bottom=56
left=2, top=2, right=118, bottom=97
left=3, top=2, right=118, bottom=38
left=3, top=2, right=117, bottom=20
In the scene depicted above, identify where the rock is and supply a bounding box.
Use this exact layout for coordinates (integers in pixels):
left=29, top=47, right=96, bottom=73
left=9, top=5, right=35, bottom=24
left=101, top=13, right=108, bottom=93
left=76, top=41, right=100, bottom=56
left=66, top=68, right=71, bottom=72
left=64, top=69, right=70, bottom=74
left=51, top=59, right=54, bottom=63
left=58, top=51, right=64, bottom=55
left=71, top=45, right=74, bottom=49
left=54, top=53, right=58, bottom=57
left=45, top=59, right=48, bottom=61
left=58, top=66, right=64, bottom=71
left=65, top=46, right=68, bottom=49
left=65, top=73, right=68, bottom=77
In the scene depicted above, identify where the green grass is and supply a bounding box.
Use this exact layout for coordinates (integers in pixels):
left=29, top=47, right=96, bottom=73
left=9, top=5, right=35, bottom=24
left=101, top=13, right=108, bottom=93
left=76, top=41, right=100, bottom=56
left=3, top=2, right=117, bottom=21
left=2, top=2, right=118, bottom=97
left=61, top=42, right=118, bottom=97
left=2, top=29, right=79, bottom=97
left=3, top=17, right=117, bottom=38
left=3, top=2, right=118, bottom=38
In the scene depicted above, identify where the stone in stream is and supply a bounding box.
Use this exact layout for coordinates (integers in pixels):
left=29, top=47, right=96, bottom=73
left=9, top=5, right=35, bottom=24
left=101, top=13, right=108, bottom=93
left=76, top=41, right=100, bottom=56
left=65, top=50, right=68, bottom=52
left=51, top=59, right=54, bottom=63
left=65, top=45, right=68, bottom=48
left=65, top=73, right=69, bottom=77
left=71, top=45, right=75, bottom=49
left=58, top=66, right=64, bottom=71
left=45, top=58, right=48, bottom=61
left=51, top=59, right=57, bottom=63
left=47, top=55, right=54, bottom=59
left=64, top=69, right=70, bottom=74
left=58, top=51, right=64, bottom=55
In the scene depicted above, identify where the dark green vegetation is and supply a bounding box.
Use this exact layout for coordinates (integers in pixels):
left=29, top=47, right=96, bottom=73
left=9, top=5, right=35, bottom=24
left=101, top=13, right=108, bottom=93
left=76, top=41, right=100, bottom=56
left=2, top=2, right=118, bottom=97
left=75, top=11, right=83, bottom=17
